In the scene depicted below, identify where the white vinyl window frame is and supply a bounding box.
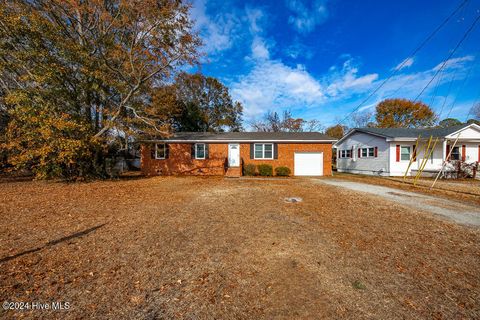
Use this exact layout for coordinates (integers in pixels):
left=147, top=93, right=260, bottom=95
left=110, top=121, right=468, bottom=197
left=254, top=143, right=274, bottom=160
left=361, top=147, right=375, bottom=158
left=195, top=143, right=206, bottom=160
left=339, top=149, right=352, bottom=159
left=400, top=145, right=411, bottom=161
left=155, top=143, right=166, bottom=159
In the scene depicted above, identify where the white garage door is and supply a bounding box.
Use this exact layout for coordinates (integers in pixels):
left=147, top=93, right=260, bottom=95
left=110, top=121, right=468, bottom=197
left=294, top=152, right=323, bottom=176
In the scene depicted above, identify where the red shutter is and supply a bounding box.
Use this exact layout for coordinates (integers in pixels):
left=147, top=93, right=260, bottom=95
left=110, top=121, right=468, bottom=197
left=350, top=146, right=353, bottom=158
left=413, top=145, right=417, bottom=161
left=396, top=145, right=400, bottom=162
left=374, top=146, right=378, bottom=157
left=358, top=148, right=361, bottom=158
left=462, top=145, right=466, bottom=162
left=446, top=145, right=450, bottom=161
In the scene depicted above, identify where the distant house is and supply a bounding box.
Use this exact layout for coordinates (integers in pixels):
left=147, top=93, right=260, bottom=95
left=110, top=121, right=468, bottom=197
left=140, top=132, right=336, bottom=177
left=334, top=123, right=480, bottom=176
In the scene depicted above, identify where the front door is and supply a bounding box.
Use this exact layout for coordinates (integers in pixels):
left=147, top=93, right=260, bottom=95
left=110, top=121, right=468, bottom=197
left=228, top=144, right=240, bottom=167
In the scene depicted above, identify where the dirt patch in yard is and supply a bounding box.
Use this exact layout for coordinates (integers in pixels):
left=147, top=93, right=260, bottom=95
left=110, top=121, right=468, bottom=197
left=0, top=177, right=479, bottom=319
left=333, top=172, right=480, bottom=206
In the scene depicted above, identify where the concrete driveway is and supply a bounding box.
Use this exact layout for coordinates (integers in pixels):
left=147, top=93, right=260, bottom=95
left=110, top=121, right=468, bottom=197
left=314, top=179, right=480, bottom=227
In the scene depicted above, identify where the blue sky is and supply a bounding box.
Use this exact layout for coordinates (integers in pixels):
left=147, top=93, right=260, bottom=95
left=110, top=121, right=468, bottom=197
left=190, top=0, right=480, bottom=127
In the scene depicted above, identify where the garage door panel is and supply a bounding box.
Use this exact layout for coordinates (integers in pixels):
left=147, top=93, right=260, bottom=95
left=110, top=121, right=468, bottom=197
left=294, top=152, right=323, bottom=176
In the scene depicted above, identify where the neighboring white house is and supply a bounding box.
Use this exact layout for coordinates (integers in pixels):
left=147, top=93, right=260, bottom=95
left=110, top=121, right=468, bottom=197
left=335, top=123, right=480, bottom=176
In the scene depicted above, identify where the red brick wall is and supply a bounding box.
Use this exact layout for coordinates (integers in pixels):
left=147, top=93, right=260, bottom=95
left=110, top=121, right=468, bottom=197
left=141, top=143, right=228, bottom=176
left=240, top=143, right=332, bottom=176
left=141, top=142, right=332, bottom=176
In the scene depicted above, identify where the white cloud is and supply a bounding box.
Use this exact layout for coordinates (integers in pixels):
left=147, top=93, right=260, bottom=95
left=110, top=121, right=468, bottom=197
left=286, top=0, right=329, bottom=33
left=231, top=60, right=324, bottom=118
left=325, top=60, right=378, bottom=96
left=190, top=0, right=239, bottom=55
left=394, top=57, right=414, bottom=71
left=433, top=55, right=475, bottom=71
left=251, top=36, right=270, bottom=60
left=245, top=7, right=264, bottom=34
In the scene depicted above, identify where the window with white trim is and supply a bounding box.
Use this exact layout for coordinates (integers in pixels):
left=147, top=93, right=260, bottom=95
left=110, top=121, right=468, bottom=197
left=155, top=143, right=166, bottom=159
left=361, top=147, right=375, bottom=157
left=400, top=146, right=411, bottom=161
left=195, top=143, right=206, bottom=159
left=450, top=146, right=460, bottom=160
left=339, top=149, right=352, bottom=158
left=254, top=143, right=273, bottom=159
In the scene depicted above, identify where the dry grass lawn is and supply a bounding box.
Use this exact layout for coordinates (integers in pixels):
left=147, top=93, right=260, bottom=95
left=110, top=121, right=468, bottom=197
left=0, top=176, right=479, bottom=319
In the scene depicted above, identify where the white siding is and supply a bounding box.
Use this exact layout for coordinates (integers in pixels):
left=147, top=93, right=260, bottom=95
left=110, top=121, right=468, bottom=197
left=336, top=132, right=390, bottom=175
left=465, top=143, right=479, bottom=163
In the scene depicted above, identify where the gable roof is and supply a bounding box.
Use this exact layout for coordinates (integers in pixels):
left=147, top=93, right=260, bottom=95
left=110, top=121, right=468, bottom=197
left=143, top=131, right=337, bottom=143
left=335, top=123, right=480, bottom=145
left=355, top=124, right=472, bottom=138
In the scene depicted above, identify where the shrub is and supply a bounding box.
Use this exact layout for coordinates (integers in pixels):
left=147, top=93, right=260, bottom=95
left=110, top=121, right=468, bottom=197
left=243, top=164, right=256, bottom=176
left=275, top=166, right=291, bottom=176
left=257, top=164, right=273, bottom=176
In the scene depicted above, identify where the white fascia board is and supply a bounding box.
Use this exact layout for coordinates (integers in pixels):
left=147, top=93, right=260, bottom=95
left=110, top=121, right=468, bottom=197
left=386, top=137, right=419, bottom=142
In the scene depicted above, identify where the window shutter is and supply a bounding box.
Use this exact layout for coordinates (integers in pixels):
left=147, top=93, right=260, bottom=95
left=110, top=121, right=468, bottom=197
left=446, top=145, right=450, bottom=161
left=191, top=144, right=195, bottom=159
left=396, top=145, right=400, bottom=162
left=462, top=145, right=466, bottom=161
left=151, top=145, right=156, bottom=159
left=374, top=146, right=378, bottom=157
left=358, top=148, right=361, bottom=158
left=412, top=145, right=417, bottom=161
left=273, top=143, right=278, bottom=159
left=205, top=144, right=209, bottom=159
left=350, top=146, right=353, bottom=158
left=165, top=144, right=169, bottom=159
left=250, top=143, right=254, bottom=159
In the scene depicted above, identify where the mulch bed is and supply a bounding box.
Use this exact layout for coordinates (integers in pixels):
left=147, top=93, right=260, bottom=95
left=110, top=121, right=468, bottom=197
left=1, top=176, right=479, bottom=319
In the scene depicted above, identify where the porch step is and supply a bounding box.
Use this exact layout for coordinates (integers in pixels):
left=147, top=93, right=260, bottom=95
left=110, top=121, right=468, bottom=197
left=225, top=167, right=241, bottom=177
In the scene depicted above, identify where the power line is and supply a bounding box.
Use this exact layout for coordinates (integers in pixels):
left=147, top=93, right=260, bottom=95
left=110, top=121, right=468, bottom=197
left=337, top=0, right=470, bottom=124
left=444, top=55, right=478, bottom=119
left=412, top=13, right=480, bottom=102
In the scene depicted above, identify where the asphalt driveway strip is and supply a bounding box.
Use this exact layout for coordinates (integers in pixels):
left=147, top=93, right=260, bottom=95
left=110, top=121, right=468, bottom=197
left=314, top=178, right=480, bottom=227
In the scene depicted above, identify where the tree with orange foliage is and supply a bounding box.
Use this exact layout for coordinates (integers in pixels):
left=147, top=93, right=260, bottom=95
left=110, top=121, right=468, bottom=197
left=375, top=98, right=437, bottom=128
left=0, top=0, right=200, bottom=179
left=325, top=124, right=346, bottom=139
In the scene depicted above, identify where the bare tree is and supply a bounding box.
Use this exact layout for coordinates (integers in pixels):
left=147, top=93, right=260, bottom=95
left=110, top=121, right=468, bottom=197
left=250, top=110, right=323, bottom=132
left=350, top=111, right=374, bottom=128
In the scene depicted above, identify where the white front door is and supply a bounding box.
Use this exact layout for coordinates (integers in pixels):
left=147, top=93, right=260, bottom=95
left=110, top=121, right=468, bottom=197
left=228, top=144, right=240, bottom=167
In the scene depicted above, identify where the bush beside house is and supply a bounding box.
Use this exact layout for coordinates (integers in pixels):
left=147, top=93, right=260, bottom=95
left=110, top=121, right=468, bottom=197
left=243, top=164, right=256, bottom=176
left=257, top=164, right=273, bottom=176
left=275, top=166, right=291, bottom=176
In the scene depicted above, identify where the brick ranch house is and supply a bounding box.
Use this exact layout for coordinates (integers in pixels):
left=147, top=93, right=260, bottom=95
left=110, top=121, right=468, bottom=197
left=140, top=132, right=336, bottom=177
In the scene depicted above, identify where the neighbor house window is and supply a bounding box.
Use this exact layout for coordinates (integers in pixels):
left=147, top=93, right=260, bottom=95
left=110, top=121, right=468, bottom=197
left=195, top=143, right=206, bottom=159
left=254, top=143, right=273, bottom=159
left=340, top=149, right=352, bottom=158
left=155, top=143, right=166, bottom=159
left=360, top=147, right=375, bottom=158
left=400, top=146, right=411, bottom=161
left=361, top=148, right=368, bottom=157
left=450, top=146, right=460, bottom=160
